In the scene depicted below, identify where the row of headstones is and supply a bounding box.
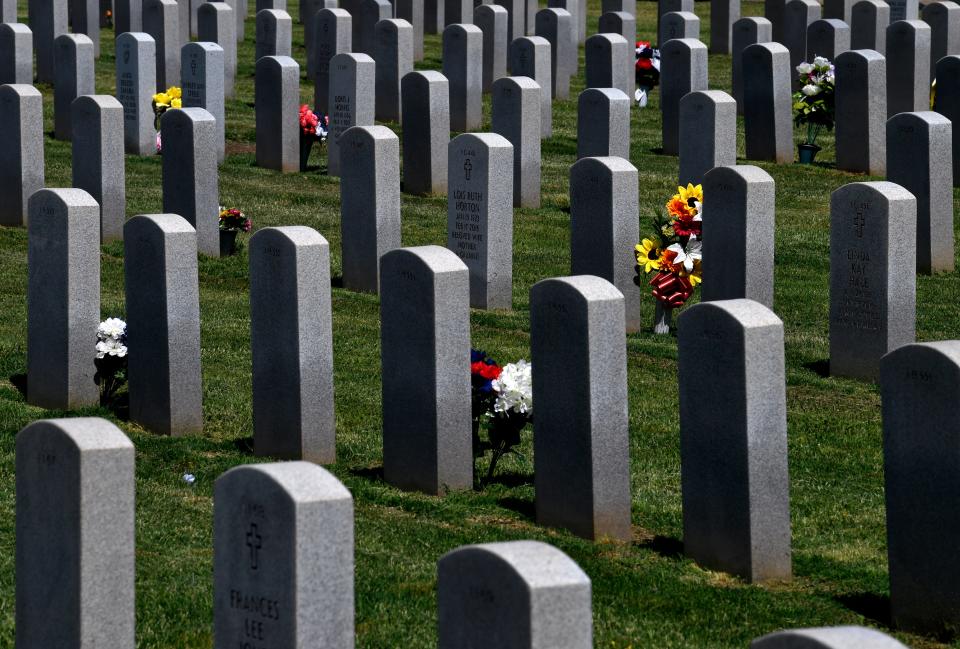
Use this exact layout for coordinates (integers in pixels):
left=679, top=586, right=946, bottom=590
left=15, top=416, right=912, bottom=648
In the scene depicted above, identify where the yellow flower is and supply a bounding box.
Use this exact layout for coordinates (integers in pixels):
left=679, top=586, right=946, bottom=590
left=635, top=239, right=662, bottom=273
left=676, top=183, right=703, bottom=210
left=171, top=97, right=182, bottom=108
left=681, top=259, right=703, bottom=286
left=152, top=92, right=170, bottom=106
left=167, top=86, right=182, bottom=99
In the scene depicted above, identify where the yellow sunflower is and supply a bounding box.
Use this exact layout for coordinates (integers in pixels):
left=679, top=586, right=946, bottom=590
left=676, top=183, right=703, bottom=210
left=681, top=259, right=703, bottom=286
left=634, top=239, right=661, bottom=273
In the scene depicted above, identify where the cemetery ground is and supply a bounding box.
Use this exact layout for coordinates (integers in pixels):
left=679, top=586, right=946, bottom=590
left=0, top=1, right=958, bottom=647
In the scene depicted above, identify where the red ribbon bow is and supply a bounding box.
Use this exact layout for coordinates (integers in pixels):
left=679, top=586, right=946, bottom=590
left=649, top=271, right=693, bottom=308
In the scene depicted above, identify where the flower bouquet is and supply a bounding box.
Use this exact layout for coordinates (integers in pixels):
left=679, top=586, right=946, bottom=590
left=470, top=349, right=533, bottom=487
left=95, top=318, right=127, bottom=406
left=298, top=104, right=329, bottom=172
left=792, top=56, right=835, bottom=163
left=634, top=184, right=703, bottom=333
left=218, top=207, right=251, bottom=256
left=152, top=86, right=182, bottom=153
left=635, top=40, right=661, bottom=108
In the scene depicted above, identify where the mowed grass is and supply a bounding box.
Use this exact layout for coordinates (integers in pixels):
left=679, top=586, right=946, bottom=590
left=0, top=1, right=958, bottom=647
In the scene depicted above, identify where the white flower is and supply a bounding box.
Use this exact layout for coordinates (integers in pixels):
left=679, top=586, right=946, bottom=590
left=491, top=360, right=533, bottom=416
left=635, top=88, right=649, bottom=108
left=796, top=62, right=814, bottom=75
left=97, top=317, right=126, bottom=341
left=96, top=338, right=128, bottom=359
left=683, top=236, right=702, bottom=273
left=182, top=473, right=196, bottom=485
left=801, top=84, right=821, bottom=96
left=813, top=55, right=830, bottom=68
left=692, top=200, right=703, bottom=222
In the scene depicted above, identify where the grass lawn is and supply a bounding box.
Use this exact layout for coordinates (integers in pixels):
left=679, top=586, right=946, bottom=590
left=0, top=0, right=958, bottom=647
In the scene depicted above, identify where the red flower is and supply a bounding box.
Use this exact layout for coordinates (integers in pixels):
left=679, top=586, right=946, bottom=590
left=471, top=361, right=502, bottom=380
left=672, top=212, right=701, bottom=237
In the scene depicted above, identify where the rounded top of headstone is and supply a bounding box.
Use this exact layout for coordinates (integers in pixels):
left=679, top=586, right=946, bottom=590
left=679, top=299, right=783, bottom=332
left=117, top=31, right=156, bottom=44
left=0, top=83, right=42, bottom=99
left=162, top=106, right=217, bottom=127
left=579, top=87, right=630, bottom=103
left=538, top=6, right=572, bottom=18
left=923, top=0, right=960, bottom=17
left=520, top=35, right=551, bottom=47
left=184, top=41, right=225, bottom=54
left=251, top=226, right=329, bottom=250
left=318, top=7, right=352, bottom=19
left=256, top=8, right=292, bottom=19
left=936, top=53, right=960, bottom=74
left=0, top=22, right=32, bottom=34
left=882, top=340, right=960, bottom=376
left=734, top=16, right=773, bottom=27
left=361, top=0, right=392, bottom=8
left=381, top=245, right=469, bottom=275
left=809, top=17, right=852, bottom=31
left=852, top=0, right=890, bottom=8
left=887, top=18, right=931, bottom=33
left=751, top=625, right=910, bottom=649
left=492, top=75, right=540, bottom=92
left=255, top=55, right=300, bottom=72
left=887, top=109, right=952, bottom=128
left=662, top=9, right=699, bottom=19
left=450, top=131, right=514, bottom=152
left=72, top=94, right=124, bottom=111
left=532, top=275, right=625, bottom=304
left=704, top=164, right=775, bottom=187
left=680, top=89, right=737, bottom=108
left=125, top=213, right=197, bottom=237
left=28, top=188, right=100, bottom=213
left=743, top=40, right=790, bottom=57
left=830, top=180, right=917, bottom=207
left=216, top=461, right=353, bottom=504
left=376, top=18, right=413, bottom=34
left=476, top=3, right=508, bottom=16
left=331, top=51, right=375, bottom=66
left=836, top=48, right=885, bottom=64
left=600, top=10, right=635, bottom=19
left=571, top=155, right=638, bottom=175
left=198, top=1, right=233, bottom=15
left=586, top=31, right=630, bottom=46
left=661, top=37, right=708, bottom=54
left=341, top=124, right=399, bottom=145
left=403, top=69, right=449, bottom=87
left=54, top=32, right=94, bottom=47
left=443, top=22, right=483, bottom=36
left=17, top=417, right=134, bottom=453
left=439, top=541, right=591, bottom=589
left=786, top=0, right=821, bottom=10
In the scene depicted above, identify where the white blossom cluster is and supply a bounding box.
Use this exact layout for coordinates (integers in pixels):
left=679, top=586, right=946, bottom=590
left=797, top=56, right=835, bottom=96
left=96, top=317, right=128, bottom=359
left=491, top=360, right=533, bottom=416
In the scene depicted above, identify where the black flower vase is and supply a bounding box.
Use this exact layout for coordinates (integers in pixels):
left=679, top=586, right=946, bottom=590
left=797, top=143, right=821, bottom=164
left=299, top=136, right=314, bottom=171
left=219, top=229, right=238, bottom=256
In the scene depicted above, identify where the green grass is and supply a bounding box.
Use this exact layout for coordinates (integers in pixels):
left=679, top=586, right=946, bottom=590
left=0, top=1, right=958, bottom=647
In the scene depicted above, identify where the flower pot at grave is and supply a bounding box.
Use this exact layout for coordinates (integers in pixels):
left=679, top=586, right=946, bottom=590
left=219, top=229, right=238, bottom=256
left=797, top=143, right=821, bottom=164
left=653, top=301, right=674, bottom=335
left=299, top=136, right=314, bottom=172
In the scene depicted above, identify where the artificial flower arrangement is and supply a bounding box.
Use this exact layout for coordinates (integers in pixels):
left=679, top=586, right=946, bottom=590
left=152, top=86, right=182, bottom=153
left=792, top=56, right=835, bottom=162
left=298, top=104, right=330, bottom=171
left=634, top=184, right=703, bottom=333
left=470, top=349, right=533, bottom=487
left=635, top=40, right=661, bottom=108
left=219, top=207, right=251, bottom=232
left=95, top=317, right=127, bottom=405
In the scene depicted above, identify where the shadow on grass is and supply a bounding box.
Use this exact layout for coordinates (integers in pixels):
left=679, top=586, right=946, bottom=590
left=804, top=359, right=830, bottom=378
left=233, top=436, right=254, bottom=453
left=350, top=465, right=385, bottom=482
left=835, top=592, right=892, bottom=629
left=635, top=534, right=684, bottom=559
left=9, top=373, right=26, bottom=399
left=331, top=276, right=344, bottom=288
left=649, top=146, right=665, bottom=155
left=483, top=470, right=534, bottom=488
left=497, top=496, right=535, bottom=522
left=103, top=393, right=129, bottom=421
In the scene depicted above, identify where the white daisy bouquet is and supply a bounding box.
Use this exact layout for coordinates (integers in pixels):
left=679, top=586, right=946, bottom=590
left=95, top=317, right=128, bottom=404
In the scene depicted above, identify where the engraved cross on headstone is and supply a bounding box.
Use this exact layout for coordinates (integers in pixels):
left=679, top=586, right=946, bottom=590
left=464, top=158, right=472, bottom=180
left=246, top=523, right=262, bottom=570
